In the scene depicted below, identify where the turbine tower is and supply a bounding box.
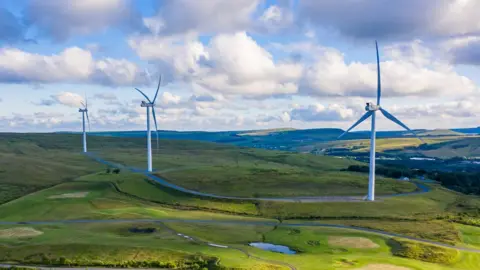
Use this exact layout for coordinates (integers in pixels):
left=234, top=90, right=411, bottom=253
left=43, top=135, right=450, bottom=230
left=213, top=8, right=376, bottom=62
left=338, top=41, right=424, bottom=201
left=134, top=75, right=161, bottom=172
left=79, top=95, right=90, bottom=153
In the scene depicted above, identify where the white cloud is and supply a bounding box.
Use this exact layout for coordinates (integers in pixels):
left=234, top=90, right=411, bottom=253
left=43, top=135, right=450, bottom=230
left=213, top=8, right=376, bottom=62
left=390, top=99, right=480, bottom=119
left=130, top=32, right=303, bottom=98
left=0, top=47, right=148, bottom=86
left=283, top=41, right=478, bottom=98
left=258, top=4, right=294, bottom=33
left=25, top=0, right=145, bottom=41
left=288, top=103, right=358, bottom=122
left=158, top=92, right=181, bottom=106
left=53, top=92, right=85, bottom=108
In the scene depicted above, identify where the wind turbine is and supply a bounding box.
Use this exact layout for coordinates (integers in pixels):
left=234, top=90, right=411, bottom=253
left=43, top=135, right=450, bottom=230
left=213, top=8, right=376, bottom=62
left=79, top=94, right=90, bottom=153
left=134, top=75, right=162, bottom=172
left=338, top=41, right=424, bottom=202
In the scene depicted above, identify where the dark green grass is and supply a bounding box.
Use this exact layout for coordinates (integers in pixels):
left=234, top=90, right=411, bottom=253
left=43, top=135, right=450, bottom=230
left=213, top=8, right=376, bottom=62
left=96, top=145, right=417, bottom=197
left=0, top=133, right=417, bottom=200
left=0, top=179, right=270, bottom=223
left=79, top=172, right=260, bottom=215
left=0, top=223, right=277, bottom=269
left=0, top=134, right=104, bottom=204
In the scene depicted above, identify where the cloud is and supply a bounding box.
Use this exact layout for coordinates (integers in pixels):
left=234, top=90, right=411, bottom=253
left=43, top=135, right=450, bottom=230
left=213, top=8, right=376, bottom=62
left=298, top=0, right=480, bottom=40
left=24, top=0, right=146, bottom=41
left=0, top=111, right=66, bottom=130
left=288, top=103, right=357, bottom=122
left=390, top=99, right=480, bottom=119
left=256, top=3, right=294, bottom=34
left=94, top=93, right=117, bottom=101
left=445, top=36, right=480, bottom=65
left=150, top=0, right=260, bottom=35
left=35, top=99, right=56, bottom=106
left=276, top=41, right=478, bottom=98
left=0, top=47, right=148, bottom=86
left=130, top=32, right=303, bottom=98
left=34, top=92, right=85, bottom=108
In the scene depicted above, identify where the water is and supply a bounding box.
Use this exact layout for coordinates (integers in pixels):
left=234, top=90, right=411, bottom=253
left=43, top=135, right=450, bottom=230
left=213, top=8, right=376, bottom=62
left=249, top=242, right=296, bottom=254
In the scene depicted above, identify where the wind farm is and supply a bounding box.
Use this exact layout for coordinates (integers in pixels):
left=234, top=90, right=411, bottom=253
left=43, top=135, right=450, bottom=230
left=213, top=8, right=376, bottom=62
left=1, top=42, right=480, bottom=270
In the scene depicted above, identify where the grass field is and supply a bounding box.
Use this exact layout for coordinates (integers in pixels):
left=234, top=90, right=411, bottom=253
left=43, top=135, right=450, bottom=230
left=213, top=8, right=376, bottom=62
left=311, top=136, right=465, bottom=154
left=312, top=136, right=480, bottom=159
left=2, top=133, right=480, bottom=269
left=3, top=220, right=480, bottom=270
left=94, top=143, right=417, bottom=197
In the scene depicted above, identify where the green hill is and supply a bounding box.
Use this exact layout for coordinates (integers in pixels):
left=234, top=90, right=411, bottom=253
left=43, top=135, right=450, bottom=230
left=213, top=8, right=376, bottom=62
left=2, top=133, right=480, bottom=269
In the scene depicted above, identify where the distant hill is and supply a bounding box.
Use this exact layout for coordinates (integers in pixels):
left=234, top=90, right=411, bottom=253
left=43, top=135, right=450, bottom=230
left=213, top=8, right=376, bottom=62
left=417, top=129, right=465, bottom=137
left=388, top=137, right=480, bottom=158
left=84, top=126, right=477, bottom=153
left=238, top=128, right=296, bottom=136
left=453, top=127, right=480, bottom=135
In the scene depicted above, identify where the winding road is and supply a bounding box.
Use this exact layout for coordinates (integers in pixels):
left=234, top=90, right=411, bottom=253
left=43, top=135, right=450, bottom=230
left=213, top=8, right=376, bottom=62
left=85, top=153, right=432, bottom=203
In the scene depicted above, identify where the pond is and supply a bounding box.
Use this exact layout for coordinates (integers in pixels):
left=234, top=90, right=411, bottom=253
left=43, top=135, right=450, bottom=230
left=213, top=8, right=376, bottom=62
left=249, top=242, right=296, bottom=254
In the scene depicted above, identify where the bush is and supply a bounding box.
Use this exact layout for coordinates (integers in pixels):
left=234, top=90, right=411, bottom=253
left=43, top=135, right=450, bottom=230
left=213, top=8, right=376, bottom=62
left=112, top=168, right=120, bottom=174
left=390, top=238, right=459, bottom=264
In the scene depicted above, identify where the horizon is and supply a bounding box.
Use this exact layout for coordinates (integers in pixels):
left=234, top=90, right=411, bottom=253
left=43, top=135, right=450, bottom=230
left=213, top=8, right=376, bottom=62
left=1, top=125, right=478, bottom=135
left=1, top=1, right=480, bottom=132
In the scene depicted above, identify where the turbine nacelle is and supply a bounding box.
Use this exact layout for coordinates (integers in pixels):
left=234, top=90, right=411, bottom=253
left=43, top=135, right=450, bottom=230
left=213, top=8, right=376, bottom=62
left=365, top=102, right=380, bottom=112
left=140, top=101, right=154, bottom=107
left=79, top=108, right=87, bottom=112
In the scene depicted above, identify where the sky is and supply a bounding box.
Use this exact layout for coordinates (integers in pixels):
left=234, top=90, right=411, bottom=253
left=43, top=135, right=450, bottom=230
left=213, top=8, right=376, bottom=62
left=0, top=0, right=479, bottom=132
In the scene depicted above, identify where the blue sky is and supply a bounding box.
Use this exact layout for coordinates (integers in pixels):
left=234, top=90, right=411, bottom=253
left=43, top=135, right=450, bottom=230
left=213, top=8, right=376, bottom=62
left=0, top=0, right=479, bottom=132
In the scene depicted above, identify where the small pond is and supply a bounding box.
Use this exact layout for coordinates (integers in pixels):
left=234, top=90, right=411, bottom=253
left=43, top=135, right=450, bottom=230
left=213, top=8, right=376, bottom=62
left=249, top=242, right=296, bottom=254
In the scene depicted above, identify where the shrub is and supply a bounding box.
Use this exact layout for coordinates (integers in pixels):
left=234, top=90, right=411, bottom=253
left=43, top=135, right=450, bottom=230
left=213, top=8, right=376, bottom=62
left=390, top=238, right=459, bottom=264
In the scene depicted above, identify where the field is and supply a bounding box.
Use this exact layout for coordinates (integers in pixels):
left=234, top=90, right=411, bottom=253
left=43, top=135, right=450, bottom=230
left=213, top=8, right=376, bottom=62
left=307, top=136, right=480, bottom=159
left=1, top=133, right=480, bottom=269
left=92, top=140, right=417, bottom=198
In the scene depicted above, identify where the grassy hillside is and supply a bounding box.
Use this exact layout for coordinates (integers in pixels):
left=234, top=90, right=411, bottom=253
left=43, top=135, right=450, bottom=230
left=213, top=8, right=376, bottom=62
left=1, top=175, right=480, bottom=269
left=2, top=133, right=480, bottom=269
left=0, top=133, right=104, bottom=204
left=92, top=139, right=417, bottom=197
left=407, top=137, right=480, bottom=158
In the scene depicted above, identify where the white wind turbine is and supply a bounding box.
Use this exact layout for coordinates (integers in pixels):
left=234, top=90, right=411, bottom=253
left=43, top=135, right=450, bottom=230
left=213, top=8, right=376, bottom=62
left=79, top=94, right=90, bottom=153
left=338, top=41, right=424, bottom=201
left=134, top=75, right=162, bottom=172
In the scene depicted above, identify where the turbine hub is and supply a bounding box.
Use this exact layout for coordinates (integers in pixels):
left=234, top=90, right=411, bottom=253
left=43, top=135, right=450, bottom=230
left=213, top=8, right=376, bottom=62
left=365, top=102, right=380, bottom=111
left=140, top=101, right=154, bottom=107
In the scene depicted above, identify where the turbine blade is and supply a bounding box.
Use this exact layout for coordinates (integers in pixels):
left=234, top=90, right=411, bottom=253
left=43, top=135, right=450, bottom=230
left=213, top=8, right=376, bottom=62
left=80, top=102, right=86, bottom=108
left=376, top=40, right=381, bottom=106
left=153, top=74, right=162, bottom=103
left=338, top=111, right=373, bottom=139
left=85, top=92, right=88, bottom=109
left=151, top=107, right=159, bottom=153
left=135, top=88, right=152, bottom=102
left=380, top=108, right=424, bottom=143
left=86, top=111, right=91, bottom=132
